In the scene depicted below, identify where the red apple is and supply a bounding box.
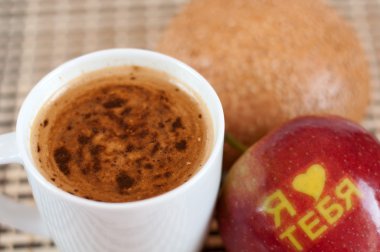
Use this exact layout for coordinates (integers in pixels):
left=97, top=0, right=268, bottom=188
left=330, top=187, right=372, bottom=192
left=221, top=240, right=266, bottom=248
left=218, top=116, right=380, bottom=252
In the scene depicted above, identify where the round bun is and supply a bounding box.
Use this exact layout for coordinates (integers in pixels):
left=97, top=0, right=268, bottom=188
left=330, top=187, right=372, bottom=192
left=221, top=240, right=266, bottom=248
left=157, top=0, right=370, bottom=169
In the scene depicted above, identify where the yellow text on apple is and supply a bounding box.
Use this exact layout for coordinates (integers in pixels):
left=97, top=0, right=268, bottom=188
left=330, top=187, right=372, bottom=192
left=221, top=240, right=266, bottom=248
left=262, top=177, right=362, bottom=251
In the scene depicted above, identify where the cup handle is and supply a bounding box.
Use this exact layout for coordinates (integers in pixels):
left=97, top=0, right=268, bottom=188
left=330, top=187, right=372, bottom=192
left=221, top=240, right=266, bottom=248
left=0, top=132, right=49, bottom=236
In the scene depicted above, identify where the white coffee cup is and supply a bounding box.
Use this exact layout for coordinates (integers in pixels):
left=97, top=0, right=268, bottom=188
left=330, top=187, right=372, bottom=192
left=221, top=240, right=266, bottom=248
left=0, top=49, right=224, bottom=252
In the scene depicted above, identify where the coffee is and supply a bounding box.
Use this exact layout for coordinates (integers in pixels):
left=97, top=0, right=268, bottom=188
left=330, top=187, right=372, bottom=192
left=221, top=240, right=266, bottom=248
left=31, top=66, right=212, bottom=203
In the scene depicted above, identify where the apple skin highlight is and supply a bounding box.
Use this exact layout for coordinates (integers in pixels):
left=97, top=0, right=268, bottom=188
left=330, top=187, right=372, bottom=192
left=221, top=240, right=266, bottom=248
left=218, top=116, right=380, bottom=252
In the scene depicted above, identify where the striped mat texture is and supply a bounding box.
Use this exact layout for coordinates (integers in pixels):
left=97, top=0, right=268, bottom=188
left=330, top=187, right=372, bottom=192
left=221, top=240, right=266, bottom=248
left=0, top=0, right=379, bottom=251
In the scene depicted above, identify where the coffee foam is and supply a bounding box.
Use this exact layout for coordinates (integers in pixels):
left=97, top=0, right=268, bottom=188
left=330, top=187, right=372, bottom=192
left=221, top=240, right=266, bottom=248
left=31, top=66, right=212, bottom=202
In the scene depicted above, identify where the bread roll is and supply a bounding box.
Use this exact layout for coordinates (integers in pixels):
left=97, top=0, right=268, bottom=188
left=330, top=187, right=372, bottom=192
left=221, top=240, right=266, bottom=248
left=157, top=0, right=370, bottom=169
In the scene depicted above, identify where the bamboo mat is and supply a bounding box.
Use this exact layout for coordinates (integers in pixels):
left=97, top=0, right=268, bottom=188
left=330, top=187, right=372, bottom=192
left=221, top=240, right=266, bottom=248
left=0, top=0, right=379, bottom=251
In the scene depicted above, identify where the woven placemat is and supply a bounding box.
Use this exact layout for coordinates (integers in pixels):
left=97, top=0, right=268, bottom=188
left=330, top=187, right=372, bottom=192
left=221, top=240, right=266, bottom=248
left=0, top=0, right=379, bottom=251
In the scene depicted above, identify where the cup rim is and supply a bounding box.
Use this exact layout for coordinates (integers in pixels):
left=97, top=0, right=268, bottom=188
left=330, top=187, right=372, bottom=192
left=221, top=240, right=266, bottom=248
left=16, top=48, right=225, bottom=209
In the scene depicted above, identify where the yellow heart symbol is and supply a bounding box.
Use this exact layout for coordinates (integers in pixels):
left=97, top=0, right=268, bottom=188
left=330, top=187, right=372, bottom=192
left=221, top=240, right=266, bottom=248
left=292, top=164, right=326, bottom=201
